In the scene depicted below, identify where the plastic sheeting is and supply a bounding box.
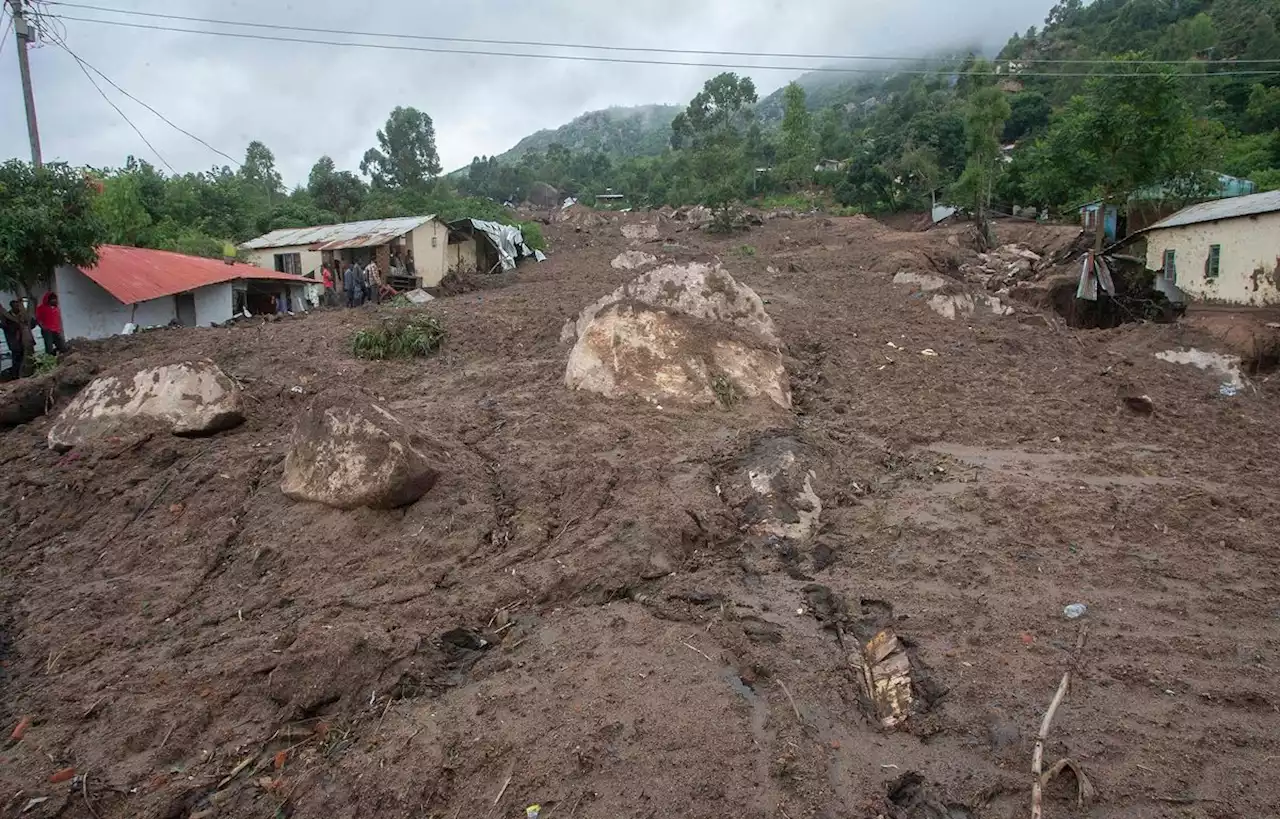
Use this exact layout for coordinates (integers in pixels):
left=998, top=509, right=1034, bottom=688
left=455, top=219, right=543, bottom=272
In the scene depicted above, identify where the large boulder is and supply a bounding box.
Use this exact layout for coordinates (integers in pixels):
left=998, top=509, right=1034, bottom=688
left=566, top=263, right=790, bottom=409
left=281, top=399, right=440, bottom=510
left=47, top=361, right=243, bottom=451
left=611, top=250, right=658, bottom=271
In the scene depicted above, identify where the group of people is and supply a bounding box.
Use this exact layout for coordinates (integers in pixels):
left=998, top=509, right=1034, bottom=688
left=320, top=258, right=384, bottom=308
left=318, top=252, right=412, bottom=309
left=1, top=293, right=68, bottom=379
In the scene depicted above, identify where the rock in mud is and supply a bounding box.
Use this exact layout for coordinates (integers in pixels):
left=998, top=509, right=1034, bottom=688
left=928, top=292, right=1013, bottom=321
left=621, top=223, right=660, bottom=242
left=729, top=435, right=822, bottom=543
left=46, top=360, right=244, bottom=451
left=611, top=250, right=658, bottom=271
left=565, top=263, right=790, bottom=409
left=281, top=398, right=440, bottom=510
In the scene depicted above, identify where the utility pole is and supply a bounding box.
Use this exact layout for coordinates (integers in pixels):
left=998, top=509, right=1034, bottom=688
left=8, top=0, right=42, bottom=166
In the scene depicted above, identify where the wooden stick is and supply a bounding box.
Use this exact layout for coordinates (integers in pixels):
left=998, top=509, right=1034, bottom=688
left=777, top=681, right=802, bottom=722
left=82, top=770, right=101, bottom=819
left=1031, top=627, right=1088, bottom=819
left=680, top=641, right=714, bottom=663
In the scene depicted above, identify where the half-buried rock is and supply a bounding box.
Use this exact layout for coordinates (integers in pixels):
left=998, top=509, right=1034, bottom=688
left=47, top=360, right=244, bottom=451
left=281, top=399, right=440, bottom=510
left=565, top=262, right=791, bottom=409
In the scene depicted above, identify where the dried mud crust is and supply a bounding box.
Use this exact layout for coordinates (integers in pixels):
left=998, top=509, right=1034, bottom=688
left=0, top=214, right=1278, bottom=819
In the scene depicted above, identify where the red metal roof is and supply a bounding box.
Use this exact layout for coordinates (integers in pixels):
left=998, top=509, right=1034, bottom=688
left=77, top=245, right=311, bottom=305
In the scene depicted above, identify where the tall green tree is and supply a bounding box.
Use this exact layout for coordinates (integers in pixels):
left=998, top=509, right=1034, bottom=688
left=0, top=160, right=105, bottom=295
left=1028, top=55, right=1214, bottom=247
left=361, top=107, right=442, bottom=190
left=950, top=62, right=1011, bottom=248
left=307, top=156, right=367, bottom=220
left=778, top=82, right=817, bottom=187
left=670, top=73, right=759, bottom=205
left=239, top=140, right=284, bottom=200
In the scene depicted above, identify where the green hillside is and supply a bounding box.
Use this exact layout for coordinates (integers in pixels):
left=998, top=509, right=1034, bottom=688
left=493, top=105, right=682, bottom=163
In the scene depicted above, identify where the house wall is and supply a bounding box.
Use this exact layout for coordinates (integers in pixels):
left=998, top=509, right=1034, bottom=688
left=246, top=245, right=324, bottom=279
left=55, top=267, right=177, bottom=340
left=1145, top=212, right=1280, bottom=306
left=449, top=237, right=478, bottom=273
left=193, top=283, right=234, bottom=327
left=407, top=220, right=450, bottom=286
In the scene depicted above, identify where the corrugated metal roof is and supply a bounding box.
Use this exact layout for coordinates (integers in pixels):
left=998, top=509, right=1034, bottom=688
left=239, top=215, right=435, bottom=251
left=78, top=245, right=310, bottom=305
left=1145, top=190, right=1280, bottom=232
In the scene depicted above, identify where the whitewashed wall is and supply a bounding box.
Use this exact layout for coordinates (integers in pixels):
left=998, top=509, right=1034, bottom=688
left=1145, top=211, right=1280, bottom=306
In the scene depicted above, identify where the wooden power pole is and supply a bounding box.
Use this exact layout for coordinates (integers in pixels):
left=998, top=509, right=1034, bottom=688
left=8, top=0, right=43, bottom=166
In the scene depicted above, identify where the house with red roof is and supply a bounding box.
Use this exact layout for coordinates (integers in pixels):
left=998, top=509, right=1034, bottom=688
left=51, top=245, right=313, bottom=340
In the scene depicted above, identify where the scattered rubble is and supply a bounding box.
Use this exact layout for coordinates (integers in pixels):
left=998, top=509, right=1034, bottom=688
left=46, top=360, right=243, bottom=451
left=927, top=292, right=1014, bottom=321
left=402, top=288, right=435, bottom=305
left=566, top=262, right=790, bottom=408
left=280, top=398, right=441, bottom=509
left=621, top=223, right=660, bottom=242
left=610, top=250, right=658, bottom=271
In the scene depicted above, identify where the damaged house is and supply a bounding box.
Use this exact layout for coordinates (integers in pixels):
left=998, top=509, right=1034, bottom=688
left=446, top=219, right=545, bottom=275
left=1139, top=189, right=1280, bottom=308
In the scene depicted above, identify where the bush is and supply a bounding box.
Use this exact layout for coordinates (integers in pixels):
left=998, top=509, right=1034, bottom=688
left=351, top=314, right=445, bottom=360
left=518, top=221, right=546, bottom=251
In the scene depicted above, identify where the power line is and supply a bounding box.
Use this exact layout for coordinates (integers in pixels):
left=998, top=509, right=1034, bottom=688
left=48, top=14, right=1280, bottom=78
left=51, top=37, right=176, bottom=172
left=42, top=1, right=1280, bottom=66
left=0, top=10, right=13, bottom=61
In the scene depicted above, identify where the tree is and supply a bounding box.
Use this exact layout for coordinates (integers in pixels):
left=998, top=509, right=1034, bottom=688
left=307, top=156, right=367, bottom=220
left=670, top=72, right=758, bottom=150
left=1028, top=56, right=1213, bottom=248
left=360, top=107, right=442, bottom=190
left=1247, top=84, right=1280, bottom=133
left=778, top=82, right=817, bottom=187
left=1003, top=92, right=1052, bottom=143
left=950, top=62, right=1010, bottom=248
left=0, top=160, right=105, bottom=293
left=239, top=140, right=283, bottom=200
left=1247, top=12, right=1280, bottom=61
left=94, top=172, right=153, bottom=246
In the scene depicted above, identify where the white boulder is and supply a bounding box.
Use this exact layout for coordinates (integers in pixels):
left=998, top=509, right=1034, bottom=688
left=566, top=263, right=790, bottom=409
left=47, top=361, right=244, bottom=451
left=611, top=250, right=658, bottom=271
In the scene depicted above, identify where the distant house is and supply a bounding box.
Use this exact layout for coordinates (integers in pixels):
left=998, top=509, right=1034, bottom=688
left=1139, top=190, right=1280, bottom=307
left=2, top=245, right=309, bottom=345
left=814, top=159, right=848, bottom=174
left=240, top=215, right=451, bottom=289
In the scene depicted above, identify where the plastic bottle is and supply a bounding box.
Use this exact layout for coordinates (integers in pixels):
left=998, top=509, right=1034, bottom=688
left=1063, top=603, right=1087, bottom=620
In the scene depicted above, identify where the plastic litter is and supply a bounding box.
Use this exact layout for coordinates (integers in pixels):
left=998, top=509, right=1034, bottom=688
left=526, top=805, right=541, bottom=819
left=1219, top=383, right=1240, bottom=397
left=1063, top=603, right=1087, bottom=620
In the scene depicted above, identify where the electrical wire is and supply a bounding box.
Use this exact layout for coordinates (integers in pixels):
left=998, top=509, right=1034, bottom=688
left=47, top=14, right=1280, bottom=78
left=51, top=37, right=177, bottom=172
left=42, top=0, right=1280, bottom=65
left=0, top=11, right=13, bottom=61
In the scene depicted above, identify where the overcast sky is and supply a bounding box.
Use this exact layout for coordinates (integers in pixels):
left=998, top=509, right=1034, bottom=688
left=1, top=0, right=1056, bottom=186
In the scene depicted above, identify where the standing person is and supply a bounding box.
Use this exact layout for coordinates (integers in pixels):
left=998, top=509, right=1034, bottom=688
left=343, top=262, right=359, bottom=308
left=364, top=258, right=382, bottom=305
left=1, top=299, right=36, bottom=379
left=321, top=263, right=335, bottom=307
left=34, top=292, right=68, bottom=355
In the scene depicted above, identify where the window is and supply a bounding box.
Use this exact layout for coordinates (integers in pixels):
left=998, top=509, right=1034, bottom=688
left=274, top=252, right=301, bottom=275
left=1205, top=245, right=1221, bottom=280
left=1162, top=249, right=1177, bottom=283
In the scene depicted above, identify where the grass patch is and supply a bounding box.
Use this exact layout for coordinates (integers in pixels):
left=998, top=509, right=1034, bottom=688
left=352, top=314, right=445, bottom=360
left=30, top=353, right=58, bottom=376
left=711, top=374, right=740, bottom=408
left=736, top=245, right=757, bottom=257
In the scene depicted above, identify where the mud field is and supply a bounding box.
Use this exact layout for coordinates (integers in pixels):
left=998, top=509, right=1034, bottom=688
left=1, top=213, right=1277, bottom=819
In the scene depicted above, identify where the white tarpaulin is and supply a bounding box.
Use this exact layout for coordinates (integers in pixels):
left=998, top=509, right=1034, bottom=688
left=456, top=219, right=544, bottom=272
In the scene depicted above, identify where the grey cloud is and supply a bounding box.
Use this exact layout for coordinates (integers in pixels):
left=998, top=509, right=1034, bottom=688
left=1, top=0, right=1055, bottom=185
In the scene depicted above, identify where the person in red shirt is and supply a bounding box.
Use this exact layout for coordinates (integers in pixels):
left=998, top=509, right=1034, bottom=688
left=321, top=264, right=336, bottom=307
left=34, top=292, right=67, bottom=356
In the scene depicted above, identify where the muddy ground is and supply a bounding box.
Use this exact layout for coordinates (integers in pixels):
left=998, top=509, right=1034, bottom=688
left=1, top=213, right=1277, bottom=819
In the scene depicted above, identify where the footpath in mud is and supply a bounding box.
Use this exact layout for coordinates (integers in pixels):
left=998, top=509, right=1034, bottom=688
left=2, top=212, right=1278, bottom=819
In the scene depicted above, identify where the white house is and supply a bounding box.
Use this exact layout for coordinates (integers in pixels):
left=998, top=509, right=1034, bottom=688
left=1143, top=190, right=1280, bottom=307
left=240, top=215, right=451, bottom=288
left=48, top=245, right=309, bottom=340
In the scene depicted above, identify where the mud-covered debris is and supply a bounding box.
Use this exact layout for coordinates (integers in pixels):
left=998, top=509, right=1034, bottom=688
left=403, top=289, right=435, bottom=305
left=280, top=397, right=441, bottom=510
left=855, top=628, right=916, bottom=730
left=886, top=772, right=972, bottom=819
left=1118, top=383, right=1155, bottom=414
left=47, top=360, right=244, bottom=451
